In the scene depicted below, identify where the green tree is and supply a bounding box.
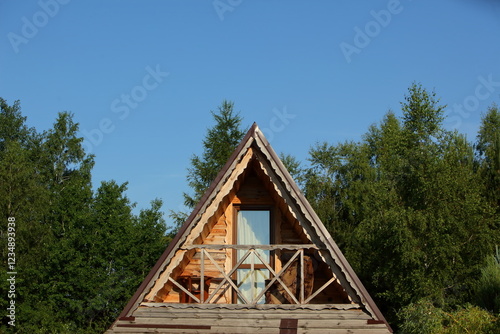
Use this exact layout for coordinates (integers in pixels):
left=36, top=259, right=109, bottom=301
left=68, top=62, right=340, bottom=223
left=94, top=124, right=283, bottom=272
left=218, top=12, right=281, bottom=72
left=399, top=300, right=498, bottom=334
left=476, top=104, right=500, bottom=209
left=398, top=299, right=444, bottom=334
left=19, top=112, right=96, bottom=332
left=0, top=100, right=168, bottom=333
left=474, top=252, right=500, bottom=314
left=184, top=100, right=245, bottom=207
left=303, top=84, right=498, bottom=328
left=0, top=98, right=33, bottom=151
left=0, top=99, right=53, bottom=331
left=170, top=100, right=245, bottom=229
left=131, top=199, right=169, bottom=279
left=279, top=152, right=304, bottom=186
left=360, top=86, right=494, bottom=318
left=402, top=83, right=445, bottom=143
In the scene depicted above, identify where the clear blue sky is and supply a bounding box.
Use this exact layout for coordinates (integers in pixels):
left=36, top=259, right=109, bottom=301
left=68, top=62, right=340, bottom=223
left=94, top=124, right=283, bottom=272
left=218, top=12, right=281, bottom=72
left=1, top=0, right=499, bottom=227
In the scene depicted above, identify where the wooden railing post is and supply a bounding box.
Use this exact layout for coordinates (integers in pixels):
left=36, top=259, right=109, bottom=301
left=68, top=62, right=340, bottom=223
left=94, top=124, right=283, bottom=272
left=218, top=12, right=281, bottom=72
left=250, top=249, right=255, bottom=303
left=300, top=248, right=304, bottom=304
left=200, top=248, right=205, bottom=303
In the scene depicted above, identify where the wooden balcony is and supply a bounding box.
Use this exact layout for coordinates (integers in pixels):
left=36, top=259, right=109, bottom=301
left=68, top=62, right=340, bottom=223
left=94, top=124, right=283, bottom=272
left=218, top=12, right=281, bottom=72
left=169, top=244, right=343, bottom=306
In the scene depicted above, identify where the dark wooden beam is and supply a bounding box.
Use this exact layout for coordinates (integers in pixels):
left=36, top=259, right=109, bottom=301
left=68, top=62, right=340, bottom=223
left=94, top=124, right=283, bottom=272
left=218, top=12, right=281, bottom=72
left=280, top=318, right=298, bottom=334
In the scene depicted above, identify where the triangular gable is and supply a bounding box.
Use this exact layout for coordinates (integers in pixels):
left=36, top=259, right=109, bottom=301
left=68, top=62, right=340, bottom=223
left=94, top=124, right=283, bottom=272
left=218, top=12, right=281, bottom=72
left=108, top=123, right=392, bottom=333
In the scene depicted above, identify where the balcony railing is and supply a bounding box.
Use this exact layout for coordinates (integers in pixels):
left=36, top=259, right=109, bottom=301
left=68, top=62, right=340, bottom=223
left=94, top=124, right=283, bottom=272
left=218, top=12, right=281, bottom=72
left=169, top=244, right=339, bottom=305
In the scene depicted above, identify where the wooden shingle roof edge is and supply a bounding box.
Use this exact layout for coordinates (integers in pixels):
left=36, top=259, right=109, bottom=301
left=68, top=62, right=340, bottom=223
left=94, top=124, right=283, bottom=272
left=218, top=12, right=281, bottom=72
left=113, top=122, right=392, bottom=333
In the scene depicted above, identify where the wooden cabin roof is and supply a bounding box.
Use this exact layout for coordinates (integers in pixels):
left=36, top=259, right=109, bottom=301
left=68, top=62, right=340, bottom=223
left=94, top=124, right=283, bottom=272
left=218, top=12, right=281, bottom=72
left=107, top=123, right=392, bottom=333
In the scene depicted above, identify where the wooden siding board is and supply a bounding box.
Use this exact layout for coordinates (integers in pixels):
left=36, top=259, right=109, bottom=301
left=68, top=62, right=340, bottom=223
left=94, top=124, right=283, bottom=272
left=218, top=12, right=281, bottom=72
left=109, top=328, right=390, bottom=334
left=108, top=304, right=391, bottom=333
left=109, top=310, right=390, bottom=334
left=130, top=308, right=372, bottom=321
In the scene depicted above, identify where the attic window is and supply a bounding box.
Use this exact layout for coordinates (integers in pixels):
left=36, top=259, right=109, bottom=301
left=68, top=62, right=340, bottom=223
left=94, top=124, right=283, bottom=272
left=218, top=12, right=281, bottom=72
left=237, top=210, right=270, bottom=249
left=236, top=209, right=271, bottom=303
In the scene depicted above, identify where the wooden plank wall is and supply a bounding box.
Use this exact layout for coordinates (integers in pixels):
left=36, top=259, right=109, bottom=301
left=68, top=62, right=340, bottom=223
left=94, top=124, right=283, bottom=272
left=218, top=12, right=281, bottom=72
left=161, top=204, right=231, bottom=304
left=107, top=306, right=391, bottom=334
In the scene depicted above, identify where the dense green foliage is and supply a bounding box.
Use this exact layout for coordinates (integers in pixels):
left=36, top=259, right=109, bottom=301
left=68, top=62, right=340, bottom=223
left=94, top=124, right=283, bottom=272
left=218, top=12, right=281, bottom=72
left=398, top=300, right=498, bottom=334
left=301, top=84, right=500, bottom=331
left=0, top=99, right=168, bottom=333
left=474, top=251, right=500, bottom=315
left=0, top=85, right=498, bottom=333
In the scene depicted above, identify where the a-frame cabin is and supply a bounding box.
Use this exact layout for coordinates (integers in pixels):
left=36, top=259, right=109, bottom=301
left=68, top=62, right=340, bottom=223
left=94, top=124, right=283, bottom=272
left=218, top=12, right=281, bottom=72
left=107, top=124, right=392, bottom=334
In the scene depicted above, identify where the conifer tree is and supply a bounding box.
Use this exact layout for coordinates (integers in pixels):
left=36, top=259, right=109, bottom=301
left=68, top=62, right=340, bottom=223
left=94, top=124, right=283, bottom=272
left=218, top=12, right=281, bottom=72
left=170, top=100, right=245, bottom=229
left=184, top=100, right=245, bottom=207
left=303, top=84, right=498, bottom=328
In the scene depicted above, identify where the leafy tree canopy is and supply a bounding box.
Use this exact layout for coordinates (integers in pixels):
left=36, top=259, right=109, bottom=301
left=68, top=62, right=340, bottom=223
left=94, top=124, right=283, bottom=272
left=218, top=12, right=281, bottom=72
left=0, top=99, right=168, bottom=333
left=301, top=84, right=499, bottom=329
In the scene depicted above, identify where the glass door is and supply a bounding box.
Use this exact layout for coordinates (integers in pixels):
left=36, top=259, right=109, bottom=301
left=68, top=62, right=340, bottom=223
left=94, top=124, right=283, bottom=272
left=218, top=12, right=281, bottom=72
left=236, top=210, right=270, bottom=303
